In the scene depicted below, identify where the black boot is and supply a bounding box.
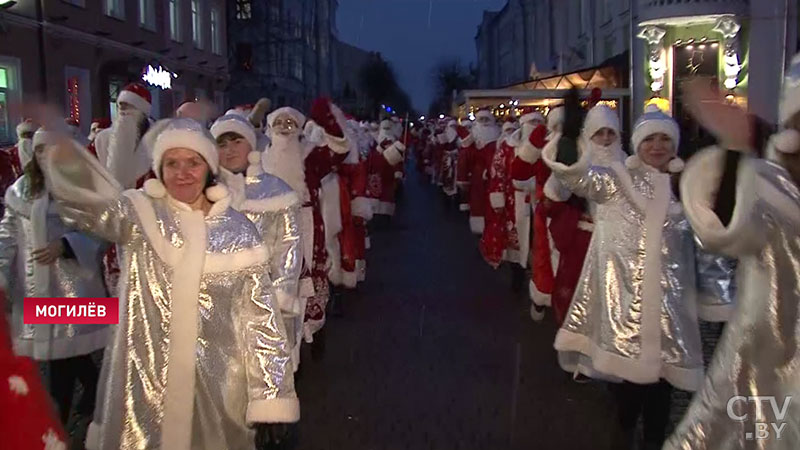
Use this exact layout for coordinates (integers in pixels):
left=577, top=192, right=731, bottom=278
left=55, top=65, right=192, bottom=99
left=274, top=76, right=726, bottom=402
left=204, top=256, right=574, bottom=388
left=511, top=264, right=526, bottom=293
left=328, top=284, right=344, bottom=318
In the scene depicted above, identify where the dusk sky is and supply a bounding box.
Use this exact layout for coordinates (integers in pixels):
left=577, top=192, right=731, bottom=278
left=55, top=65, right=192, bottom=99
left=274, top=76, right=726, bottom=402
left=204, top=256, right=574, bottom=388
left=336, top=0, right=507, bottom=112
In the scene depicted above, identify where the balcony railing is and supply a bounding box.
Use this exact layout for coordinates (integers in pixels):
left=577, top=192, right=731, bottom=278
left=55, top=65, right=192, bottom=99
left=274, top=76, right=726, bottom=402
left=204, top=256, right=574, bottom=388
left=638, top=0, right=749, bottom=25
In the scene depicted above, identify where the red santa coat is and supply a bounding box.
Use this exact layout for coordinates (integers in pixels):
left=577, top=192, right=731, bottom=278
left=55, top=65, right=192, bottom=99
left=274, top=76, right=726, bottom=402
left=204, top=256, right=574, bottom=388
left=330, top=160, right=369, bottom=288
left=439, top=138, right=459, bottom=197
left=303, top=144, right=349, bottom=331
left=457, top=138, right=495, bottom=234
left=366, top=139, right=405, bottom=216
left=547, top=194, right=592, bottom=326
left=480, top=137, right=520, bottom=268
left=510, top=126, right=555, bottom=307
left=0, top=286, right=68, bottom=450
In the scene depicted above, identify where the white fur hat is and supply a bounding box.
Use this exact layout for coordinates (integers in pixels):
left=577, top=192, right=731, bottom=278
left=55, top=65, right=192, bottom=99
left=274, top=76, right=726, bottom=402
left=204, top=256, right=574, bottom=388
left=475, top=109, right=494, bottom=120
left=210, top=114, right=257, bottom=151
left=631, top=104, right=680, bottom=154
left=16, top=118, right=37, bottom=138
left=151, top=118, right=219, bottom=177
left=267, top=107, right=306, bottom=128
left=547, top=107, right=564, bottom=132
left=520, top=110, right=544, bottom=125
left=582, top=105, right=619, bottom=140
left=779, top=52, right=800, bottom=125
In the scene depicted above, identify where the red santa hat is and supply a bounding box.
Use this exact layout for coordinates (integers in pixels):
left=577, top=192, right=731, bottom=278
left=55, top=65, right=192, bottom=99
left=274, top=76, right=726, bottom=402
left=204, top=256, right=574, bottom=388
left=582, top=104, right=619, bottom=140
left=210, top=114, right=257, bottom=152
left=117, top=82, right=152, bottom=116
left=502, top=116, right=519, bottom=132
left=92, top=118, right=112, bottom=129
left=547, top=107, right=565, bottom=132
left=475, top=108, right=494, bottom=121
left=519, top=107, right=544, bottom=125
left=16, top=118, right=37, bottom=138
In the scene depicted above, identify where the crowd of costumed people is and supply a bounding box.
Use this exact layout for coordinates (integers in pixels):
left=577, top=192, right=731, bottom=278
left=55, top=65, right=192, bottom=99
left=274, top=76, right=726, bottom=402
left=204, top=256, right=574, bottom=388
left=0, top=87, right=413, bottom=449
left=414, top=56, right=800, bottom=449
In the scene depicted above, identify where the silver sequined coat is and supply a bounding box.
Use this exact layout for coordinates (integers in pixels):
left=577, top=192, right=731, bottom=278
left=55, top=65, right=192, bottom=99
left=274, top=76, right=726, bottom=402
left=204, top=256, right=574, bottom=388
left=46, top=143, right=298, bottom=450
left=543, top=137, right=714, bottom=392
left=219, top=169, right=302, bottom=314
left=0, top=176, right=109, bottom=360
left=666, top=148, right=800, bottom=449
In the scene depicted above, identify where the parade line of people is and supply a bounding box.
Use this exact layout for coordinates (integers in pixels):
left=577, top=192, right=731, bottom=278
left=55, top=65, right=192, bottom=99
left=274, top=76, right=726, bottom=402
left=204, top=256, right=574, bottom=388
left=0, top=87, right=410, bottom=449
left=0, top=57, right=800, bottom=449
left=414, top=58, right=800, bottom=449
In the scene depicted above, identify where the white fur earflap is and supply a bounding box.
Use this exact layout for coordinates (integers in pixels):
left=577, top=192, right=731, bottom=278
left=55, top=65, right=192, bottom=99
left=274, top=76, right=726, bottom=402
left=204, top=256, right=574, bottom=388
left=625, top=155, right=642, bottom=170
left=144, top=178, right=167, bottom=198
left=205, top=184, right=229, bottom=202
left=771, top=128, right=800, bottom=154
left=667, top=157, right=685, bottom=173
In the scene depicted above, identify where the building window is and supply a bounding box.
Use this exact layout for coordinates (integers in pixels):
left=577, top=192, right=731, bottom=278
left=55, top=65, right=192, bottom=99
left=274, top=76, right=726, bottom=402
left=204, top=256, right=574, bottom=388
left=169, top=0, right=181, bottom=41
left=108, top=78, right=125, bottom=119
left=269, top=0, right=279, bottom=22
left=63, top=0, right=86, bottom=7
left=139, top=0, right=155, bottom=30
left=191, top=0, right=203, bottom=49
left=292, top=59, right=303, bottom=80
left=579, top=0, right=588, bottom=35
left=211, top=8, right=221, bottom=54
left=236, top=0, right=252, bottom=20
left=105, top=0, right=125, bottom=19
left=237, top=43, right=253, bottom=71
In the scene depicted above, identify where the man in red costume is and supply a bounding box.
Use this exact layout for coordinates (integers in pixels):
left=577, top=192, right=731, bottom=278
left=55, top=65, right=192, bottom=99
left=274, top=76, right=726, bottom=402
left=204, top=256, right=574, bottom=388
left=366, top=119, right=406, bottom=218
left=257, top=98, right=351, bottom=342
left=480, top=117, right=520, bottom=269
left=457, top=109, right=500, bottom=234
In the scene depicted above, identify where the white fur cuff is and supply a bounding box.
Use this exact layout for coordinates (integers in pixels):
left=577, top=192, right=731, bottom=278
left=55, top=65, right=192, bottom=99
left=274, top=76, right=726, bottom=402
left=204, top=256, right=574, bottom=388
left=383, top=145, right=404, bottom=166
left=246, top=398, right=300, bottom=424
left=516, top=140, right=541, bottom=164
left=460, top=135, right=474, bottom=148
left=324, top=133, right=350, bottom=154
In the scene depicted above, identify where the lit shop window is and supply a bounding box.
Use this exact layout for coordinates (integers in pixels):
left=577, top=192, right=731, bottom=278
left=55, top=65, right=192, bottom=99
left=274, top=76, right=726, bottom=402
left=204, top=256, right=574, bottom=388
left=67, top=76, right=81, bottom=125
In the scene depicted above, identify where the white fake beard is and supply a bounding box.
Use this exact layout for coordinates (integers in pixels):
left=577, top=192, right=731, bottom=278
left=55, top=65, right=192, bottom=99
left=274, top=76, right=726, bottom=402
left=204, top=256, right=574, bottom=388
left=445, top=128, right=457, bottom=143
left=264, top=134, right=309, bottom=202
left=473, top=124, right=501, bottom=148
left=107, top=110, right=148, bottom=188
left=585, top=138, right=625, bottom=167
left=377, top=129, right=395, bottom=144
left=17, top=138, right=34, bottom=169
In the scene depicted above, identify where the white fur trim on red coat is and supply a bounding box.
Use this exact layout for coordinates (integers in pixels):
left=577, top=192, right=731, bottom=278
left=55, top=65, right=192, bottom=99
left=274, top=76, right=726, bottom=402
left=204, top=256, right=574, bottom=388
left=383, top=143, right=404, bottom=166
left=543, top=175, right=571, bottom=202
left=351, top=196, right=374, bottom=220
left=489, top=191, right=505, bottom=209
left=516, top=140, right=541, bottom=164
left=513, top=177, right=536, bottom=192
left=324, top=132, right=350, bottom=154
left=469, top=216, right=484, bottom=234
left=529, top=279, right=551, bottom=307
left=117, top=89, right=152, bottom=115
left=460, top=135, right=474, bottom=148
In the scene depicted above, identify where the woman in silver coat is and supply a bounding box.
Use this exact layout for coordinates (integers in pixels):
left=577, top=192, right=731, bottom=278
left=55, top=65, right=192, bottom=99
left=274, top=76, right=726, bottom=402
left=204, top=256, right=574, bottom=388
left=543, top=97, right=733, bottom=449
left=665, top=68, right=800, bottom=449
left=0, top=127, right=108, bottom=424
left=44, top=119, right=298, bottom=450
left=210, top=113, right=304, bottom=372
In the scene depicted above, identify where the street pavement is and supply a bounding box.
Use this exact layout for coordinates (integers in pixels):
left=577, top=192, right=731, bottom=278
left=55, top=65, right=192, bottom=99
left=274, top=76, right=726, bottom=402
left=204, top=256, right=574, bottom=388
left=293, top=167, right=621, bottom=450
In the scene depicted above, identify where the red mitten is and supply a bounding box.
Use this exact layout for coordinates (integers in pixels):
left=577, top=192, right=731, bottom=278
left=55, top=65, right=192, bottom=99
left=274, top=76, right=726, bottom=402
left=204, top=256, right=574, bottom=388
left=309, top=97, right=344, bottom=138
left=529, top=124, right=548, bottom=149
left=456, top=126, right=470, bottom=139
